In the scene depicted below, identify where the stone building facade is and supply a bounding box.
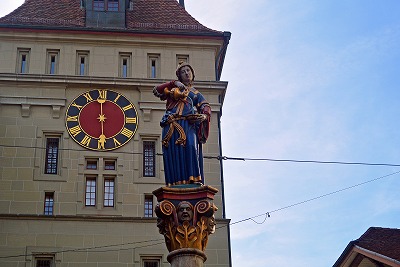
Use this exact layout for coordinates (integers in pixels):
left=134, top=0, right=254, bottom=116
left=0, top=1, right=231, bottom=266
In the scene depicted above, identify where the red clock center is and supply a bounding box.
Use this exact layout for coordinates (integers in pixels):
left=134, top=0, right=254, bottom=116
left=79, top=101, right=125, bottom=138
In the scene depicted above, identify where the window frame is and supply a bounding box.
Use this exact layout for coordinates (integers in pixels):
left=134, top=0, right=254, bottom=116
left=44, top=192, right=54, bottom=215
left=85, top=177, right=97, bottom=207
left=76, top=50, right=89, bottom=76
left=104, top=159, right=116, bottom=170
left=46, top=49, right=60, bottom=75
left=107, top=0, right=119, bottom=11
left=35, top=256, right=54, bottom=267
left=16, top=48, right=30, bottom=74
left=148, top=54, right=160, bottom=78
left=119, top=52, right=132, bottom=78
left=142, top=258, right=161, bottom=267
left=143, top=141, right=156, bottom=177
left=86, top=159, right=98, bottom=170
left=144, top=194, right=153, bottom=217
left=44, top=137, right=60, bottom=175
left=93, top=0, right=119, bottom=11
left=103, top=177, right=115, bottom=207
left=93, top=0, right=105, bottom=11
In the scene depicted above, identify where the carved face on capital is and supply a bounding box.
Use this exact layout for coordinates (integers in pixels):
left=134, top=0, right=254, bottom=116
left=177, top=202, right=193, bottom=223
left=179, top=66, right=193, bottom=85
left=207, top=215, right=216, bottom=234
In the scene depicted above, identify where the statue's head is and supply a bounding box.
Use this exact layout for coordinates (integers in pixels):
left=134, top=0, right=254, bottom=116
left=176, top=62, right=195, bottom=85
left=177, top=201, right=193, bottom=223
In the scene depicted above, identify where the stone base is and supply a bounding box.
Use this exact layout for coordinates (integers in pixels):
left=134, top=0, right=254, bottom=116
left=167, top=248, right=207, bottom=267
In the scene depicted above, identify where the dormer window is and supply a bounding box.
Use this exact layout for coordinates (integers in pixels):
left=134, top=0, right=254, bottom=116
left=93, top=0, right=119, bottom=11
left=93, top=0, right=105, bottom=11
left=108, top=0, right=119, bottom=11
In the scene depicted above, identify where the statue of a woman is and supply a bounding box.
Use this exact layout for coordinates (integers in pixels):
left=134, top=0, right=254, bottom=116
left=153, top=62, right=211, bottom=187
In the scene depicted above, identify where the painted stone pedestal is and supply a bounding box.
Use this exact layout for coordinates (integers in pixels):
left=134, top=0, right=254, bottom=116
left=153, top=185, right=218, bottom=266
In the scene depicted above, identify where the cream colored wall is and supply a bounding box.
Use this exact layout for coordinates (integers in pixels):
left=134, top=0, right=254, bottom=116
left=0, top=31, right=220, bottom=80
left=0, top=29, right=230, bottom=266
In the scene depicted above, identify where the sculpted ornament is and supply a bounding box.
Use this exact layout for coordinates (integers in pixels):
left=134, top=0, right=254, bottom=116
left=153, top=62, right=211, bottom=187
left=155, top=199, right=217, bottom=252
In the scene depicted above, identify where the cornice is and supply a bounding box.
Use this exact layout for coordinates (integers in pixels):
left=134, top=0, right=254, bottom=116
left=0, top=95, right=65, bottom=118
left=0, top=73, right=228, bottom=91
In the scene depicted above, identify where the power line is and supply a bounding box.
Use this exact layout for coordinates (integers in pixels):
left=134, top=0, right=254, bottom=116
left=228, top=169, right=400, bottom=226
left=2, top=144, right=400, bottom=167
left=207, top=155, right=400, bottom=167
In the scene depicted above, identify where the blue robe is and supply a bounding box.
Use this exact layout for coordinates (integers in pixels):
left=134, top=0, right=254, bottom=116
left=154, top=82, right=210, bottom=186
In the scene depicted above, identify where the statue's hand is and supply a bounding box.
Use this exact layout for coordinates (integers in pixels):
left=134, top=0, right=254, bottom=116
left=174, top=81, right=186, bottom=90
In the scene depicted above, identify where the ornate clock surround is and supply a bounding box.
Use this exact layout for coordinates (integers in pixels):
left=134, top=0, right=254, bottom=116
left=65, top=89, right=138, bottom=151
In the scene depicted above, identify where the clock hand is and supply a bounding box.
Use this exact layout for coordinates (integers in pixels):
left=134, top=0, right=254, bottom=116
left=97, top=98, right=107, bottom=149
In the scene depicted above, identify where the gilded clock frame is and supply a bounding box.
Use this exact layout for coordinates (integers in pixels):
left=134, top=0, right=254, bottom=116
left=65, top=89, right=138, bottom=151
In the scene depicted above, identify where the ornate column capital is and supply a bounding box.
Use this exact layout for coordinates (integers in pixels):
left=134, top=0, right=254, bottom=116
left=153, top=185, right=218, bottom=253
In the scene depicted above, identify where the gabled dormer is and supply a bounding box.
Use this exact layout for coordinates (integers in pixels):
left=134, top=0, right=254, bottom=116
left=85, top=0, right=128, bottom=28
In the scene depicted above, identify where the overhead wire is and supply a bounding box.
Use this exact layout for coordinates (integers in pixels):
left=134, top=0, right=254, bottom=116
left=2, top=144, right=400, bottom=167
left=228, top=169, right=400, bottom=226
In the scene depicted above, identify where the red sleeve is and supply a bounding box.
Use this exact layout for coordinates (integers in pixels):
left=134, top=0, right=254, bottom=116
left=154, top=81, right=176, bottom=100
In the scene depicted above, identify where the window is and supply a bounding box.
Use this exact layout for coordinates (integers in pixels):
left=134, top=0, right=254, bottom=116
left=44, top=192, right=54, bottom=215
left=119, top=53, right=131, bottom=78
left=144, top=195, right=153, bottom=217
left=36, top=257, right=53, bottom=267
left=46, top=50, right=60, bottom=75
left=45, top=138, right=59, bottom=175
left=16, top=48, right=30, bottom=74
left=176, top=54, right=189, bottom=67
left=148, top=54, right=160, bottom=78
left=104, top=178, right=115, bottom=207
left=85, top=177, right=96, bottom=206
left=143, top=259, right=160, bottom=267
left=104, top=160, right=116, bottom=170
left=86, top=160, right=98, bottom=170
left=143, top=141, right=155, bottom=177
left=93, top=0, right=118, bottom=11
left=76, top=51, right=89, bottom=76
left=108, top=0, right=119, bottom=11
left=93, top=0, right=105, bottom=10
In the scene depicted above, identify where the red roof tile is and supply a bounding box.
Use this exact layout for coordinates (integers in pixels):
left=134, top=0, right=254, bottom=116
left=0, top=0, right=85, bottom=27
left=356, top=227, right=400, bottom=261
left=126, top=0, right=220, bottom=34
left=0, top=0, right=221, bottom=35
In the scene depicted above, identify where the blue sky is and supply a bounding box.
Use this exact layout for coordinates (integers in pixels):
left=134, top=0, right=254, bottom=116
left=2, top=1, right=400, bottom=266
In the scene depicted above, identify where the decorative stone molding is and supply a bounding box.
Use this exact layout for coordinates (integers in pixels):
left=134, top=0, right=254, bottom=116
left=0, top=96, right=65, bottom=118
left=153, top=186, right=218, bottom=253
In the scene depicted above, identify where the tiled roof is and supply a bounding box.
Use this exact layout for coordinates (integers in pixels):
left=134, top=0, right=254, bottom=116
left=126, top=0, right=219, bottom=34
left=0, top=0, right=85, bottom=27
left=356, top=227, right=400, bottom=261
left=0, top=0, right=221, bottom=35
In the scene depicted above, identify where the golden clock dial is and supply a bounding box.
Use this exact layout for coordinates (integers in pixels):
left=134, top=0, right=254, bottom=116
left=65, top=89, right=138, bottom=151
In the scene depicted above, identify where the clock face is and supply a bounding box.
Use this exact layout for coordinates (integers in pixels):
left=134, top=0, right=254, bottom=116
left=65, top=89, right=138, bottom=151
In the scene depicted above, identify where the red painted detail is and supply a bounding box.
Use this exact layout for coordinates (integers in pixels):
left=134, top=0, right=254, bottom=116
left=79, top=101, right=124, bottom=138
